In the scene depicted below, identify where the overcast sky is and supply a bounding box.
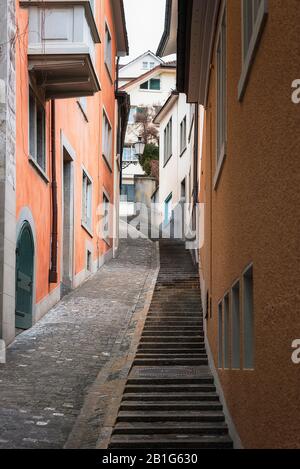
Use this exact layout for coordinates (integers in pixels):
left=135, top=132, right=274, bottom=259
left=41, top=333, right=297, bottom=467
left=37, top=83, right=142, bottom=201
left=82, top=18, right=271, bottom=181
left=122, top=0, right=173, bottom=64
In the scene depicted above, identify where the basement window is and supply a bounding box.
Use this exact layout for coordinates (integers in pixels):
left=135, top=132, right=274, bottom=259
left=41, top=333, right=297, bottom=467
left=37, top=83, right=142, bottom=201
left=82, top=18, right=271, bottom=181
left=243, top=265, right=254, bottom=369
left=87, top=250, right=92, bottom=272
left=223, top=294, right=230, bottom=369
left=238, top=0, right=268, bottom=100
left=231, top=281, right=241, bottom=369
left=29, top=87, right=46, bottom=172
left=218, top=301, right=223, bottom=368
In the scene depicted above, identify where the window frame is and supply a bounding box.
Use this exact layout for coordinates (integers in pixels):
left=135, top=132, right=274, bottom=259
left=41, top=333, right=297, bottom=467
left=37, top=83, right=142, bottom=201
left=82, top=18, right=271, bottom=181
left=243, top=264, right=254, bottom=370
left=81, top=168, right=93, bottom=235
left=238, top=0, right=268, bottom=101
left=213, top=2, right=227, bottom=190
left=163, top=117, right=172, bottom=167
left=102, top=108, right=113, bottom=170
left=104, top=21, right=113, bottom=80
left=180, top=115, right=187, bottom=156
left=28, top=85, right=47, bottom=180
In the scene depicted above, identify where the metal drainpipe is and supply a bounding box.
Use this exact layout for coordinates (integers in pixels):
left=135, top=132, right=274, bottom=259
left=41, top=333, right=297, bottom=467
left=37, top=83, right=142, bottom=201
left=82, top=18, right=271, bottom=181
left=49, top=99, right=58, bottom=284
left=116, top=57, right=123, bottom=191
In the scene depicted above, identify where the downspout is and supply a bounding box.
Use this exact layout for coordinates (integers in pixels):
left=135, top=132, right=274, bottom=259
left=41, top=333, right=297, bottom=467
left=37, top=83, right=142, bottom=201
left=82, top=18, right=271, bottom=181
left=116, top=56, right=123, bottom=191
left=49, top=99, right=58, bottom=284
left=192, top=103, right=199, bottom=263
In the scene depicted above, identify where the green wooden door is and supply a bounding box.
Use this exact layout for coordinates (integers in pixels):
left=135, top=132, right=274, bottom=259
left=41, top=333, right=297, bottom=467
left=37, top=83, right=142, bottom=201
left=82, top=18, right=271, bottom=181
left=15, top=223, right=34, bottom=329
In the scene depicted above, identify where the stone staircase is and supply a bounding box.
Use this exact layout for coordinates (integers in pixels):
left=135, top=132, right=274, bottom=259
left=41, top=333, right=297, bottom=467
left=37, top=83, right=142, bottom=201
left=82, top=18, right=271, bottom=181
left=108, top=239, right=233, bottom=449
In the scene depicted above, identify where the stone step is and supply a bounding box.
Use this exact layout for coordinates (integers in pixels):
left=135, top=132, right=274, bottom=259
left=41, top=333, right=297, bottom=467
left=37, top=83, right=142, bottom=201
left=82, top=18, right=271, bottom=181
left=138, top=342, right=205, bottom=349
left=133, top=358, right=208, bottom=366
left=108, top=434, right=233, bottom=449
left=144, top=325, right=203, bottom=330
left=122, top=393, right=219, bottom=402
left=127, top=377, right=214, bottom=385
left=117, top=411, right=225, bottom=423
left=140, top=336, right=204, bottom=342
left=124, top=384, right=216, bottom=393
left=113, top=421, right=228, bottom=435
left=141, top=331, right=204, bottom=336
left=136, top=348, right=206, bottom=354
left=135, top=353, right=207, bottom=359
left=119, top=401, right=223, bottom=412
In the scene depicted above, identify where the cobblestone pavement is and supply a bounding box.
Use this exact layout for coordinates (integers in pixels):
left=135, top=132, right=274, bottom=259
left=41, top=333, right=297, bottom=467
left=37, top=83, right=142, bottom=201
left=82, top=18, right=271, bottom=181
left=0, top=238, right=157, bottom=449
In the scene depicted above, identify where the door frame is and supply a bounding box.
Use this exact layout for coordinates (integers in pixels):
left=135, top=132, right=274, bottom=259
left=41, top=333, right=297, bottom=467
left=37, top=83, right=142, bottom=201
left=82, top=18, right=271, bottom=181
left=16, top=208, right=37, bottom=330
left=60, top=132, right=76, bottom=293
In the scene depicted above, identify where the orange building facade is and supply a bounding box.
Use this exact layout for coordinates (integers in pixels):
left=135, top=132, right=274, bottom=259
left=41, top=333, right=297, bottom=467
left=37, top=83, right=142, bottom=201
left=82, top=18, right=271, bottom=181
left=0, top=0, right=129, bottom=344
left=159, top=0, right=300, bottom=448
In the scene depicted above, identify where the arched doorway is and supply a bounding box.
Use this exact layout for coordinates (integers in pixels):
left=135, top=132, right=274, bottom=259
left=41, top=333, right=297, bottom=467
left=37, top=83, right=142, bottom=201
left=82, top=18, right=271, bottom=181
left=15, top=222, right=34, bottom=330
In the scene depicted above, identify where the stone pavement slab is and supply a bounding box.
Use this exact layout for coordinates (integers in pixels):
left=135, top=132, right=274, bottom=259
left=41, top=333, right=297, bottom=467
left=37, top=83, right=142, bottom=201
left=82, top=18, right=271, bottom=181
left=0, top=238, right=158, bottom=449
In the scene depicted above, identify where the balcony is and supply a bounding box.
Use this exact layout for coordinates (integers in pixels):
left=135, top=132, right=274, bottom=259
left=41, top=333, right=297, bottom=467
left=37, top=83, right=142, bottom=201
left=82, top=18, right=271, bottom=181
left=20, top=1, right=101, bottom=99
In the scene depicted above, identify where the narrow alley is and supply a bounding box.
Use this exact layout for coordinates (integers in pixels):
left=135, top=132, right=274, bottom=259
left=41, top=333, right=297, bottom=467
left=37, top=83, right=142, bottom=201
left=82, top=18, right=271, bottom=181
left=0, top=238, right=158, bottom=449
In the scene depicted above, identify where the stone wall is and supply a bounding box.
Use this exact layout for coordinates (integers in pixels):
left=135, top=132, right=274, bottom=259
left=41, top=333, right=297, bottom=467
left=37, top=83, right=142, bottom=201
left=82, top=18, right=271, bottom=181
left=0, top=0, right=16, bottom=343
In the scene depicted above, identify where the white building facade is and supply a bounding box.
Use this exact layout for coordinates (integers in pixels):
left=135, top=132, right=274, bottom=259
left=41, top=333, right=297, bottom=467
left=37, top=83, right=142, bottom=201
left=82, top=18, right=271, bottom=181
left=119, top=56, right=176, bottom=217
left=153, top=92, right=204, bottom=238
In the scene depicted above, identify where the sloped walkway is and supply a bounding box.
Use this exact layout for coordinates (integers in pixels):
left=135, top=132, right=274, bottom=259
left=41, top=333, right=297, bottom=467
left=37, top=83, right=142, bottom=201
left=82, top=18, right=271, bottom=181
left=109, top=239, right=233, bottom=449
left=0, top=238, right=158, bottom=449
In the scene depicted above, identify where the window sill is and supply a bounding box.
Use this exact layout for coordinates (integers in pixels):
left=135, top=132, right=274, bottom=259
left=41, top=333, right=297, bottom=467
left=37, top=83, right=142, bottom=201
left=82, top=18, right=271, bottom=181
left=81, top=222, right=93, bottom=238
left=77, top=100, right=88, bottom=122
left=213, top=145, right=226, bottom=190
left=28, top=156, right=49, bottom=183
left=163, top=154, right=172, bottom=168
left=139, top=89, right=161, bottom=93
left=102, top=154, right=113, bottom=172
left=179, top=147, right=187, bottom=158
left=238, top=0, right=268, bottom=101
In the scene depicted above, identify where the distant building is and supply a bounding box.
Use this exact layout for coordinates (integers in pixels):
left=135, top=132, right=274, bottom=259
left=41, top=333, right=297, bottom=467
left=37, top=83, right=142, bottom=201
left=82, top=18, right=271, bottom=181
left=119, top=51, right=164, bottom=87
left=118, top=56, right=176, bottom=217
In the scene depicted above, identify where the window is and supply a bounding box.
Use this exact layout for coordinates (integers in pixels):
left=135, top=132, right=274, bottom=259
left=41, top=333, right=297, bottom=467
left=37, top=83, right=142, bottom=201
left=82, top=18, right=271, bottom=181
left=163, top=117, right=172, bottom=165
left=239, top=0, right=268, bottom=100
left=218, top=301, right=223, bottom=368
left=89, top=0, right=95, bottom=15
left=231, top=281, right=241, bottom=369
left=128, top=106, right=137, bottom=124
left=180, top=178, right=186, bottom=200
left=123, top=146, right=138, bottom=162
left=180, top=116, right=187, bottom=155
left=164, top=193, right=172, bottom=225
left=29, top=87, right=46, bottom=172
left=223, top=294, right=230, bottom=369
left=78, top=97, right=87, bottom=118
left=105, top=23, right=112, bottom=76
left=121, top=184, right=135, bottom=203
left=142, top=61, right=148, bottom=70
left=82, top=171, right=92, bottom=230
left=102, top=111, right=112, bottom=167
left=139, top=78, right=161, bottom=90
left=216, top=8, right=226, bottom=165
left=149, top=62, right=155, bottom=69
left=103, top=193, right=110, bottom=241
left=243, top=265, right=254, bottom=369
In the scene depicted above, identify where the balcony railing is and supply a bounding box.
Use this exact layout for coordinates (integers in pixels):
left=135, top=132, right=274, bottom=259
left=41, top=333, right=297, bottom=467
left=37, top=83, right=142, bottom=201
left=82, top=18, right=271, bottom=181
left=20, top=1, right=101, bottom=99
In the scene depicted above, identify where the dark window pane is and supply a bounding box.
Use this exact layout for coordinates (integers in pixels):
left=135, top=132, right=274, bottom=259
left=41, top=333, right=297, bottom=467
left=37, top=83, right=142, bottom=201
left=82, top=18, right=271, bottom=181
left=140, top=81, right=149, bottom=90
left=150, top=78, right=160, bottom=90
left=36, top=101, right=45, bottom=170
left=29, top=88, right=36, bottom=158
